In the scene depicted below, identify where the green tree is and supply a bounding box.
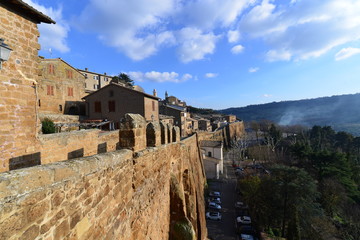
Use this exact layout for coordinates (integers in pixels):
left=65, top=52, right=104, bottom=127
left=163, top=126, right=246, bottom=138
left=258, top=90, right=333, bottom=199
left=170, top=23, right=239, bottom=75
left=111, top=73, right=134, bottom=88
left=287, top=208, right=301, bottom=240
left=42, top=118, right=56, bottom=134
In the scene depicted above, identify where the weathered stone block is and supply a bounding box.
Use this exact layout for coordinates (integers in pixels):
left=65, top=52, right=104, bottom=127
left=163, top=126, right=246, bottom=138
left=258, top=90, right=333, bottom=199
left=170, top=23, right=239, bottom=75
left=54, top=220, right=69, bottom=240
left=27, top=201, right=49, bottom=223
left=76, top=216, right=91, bottom=239
left=119, top=114, right=147, bottom=152
left=19, top=224, right=39, bottom=240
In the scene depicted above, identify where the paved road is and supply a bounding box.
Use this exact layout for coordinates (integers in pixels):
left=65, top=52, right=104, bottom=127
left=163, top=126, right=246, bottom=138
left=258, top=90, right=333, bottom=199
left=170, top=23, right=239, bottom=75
left=206, top=151, right=239, bottom=240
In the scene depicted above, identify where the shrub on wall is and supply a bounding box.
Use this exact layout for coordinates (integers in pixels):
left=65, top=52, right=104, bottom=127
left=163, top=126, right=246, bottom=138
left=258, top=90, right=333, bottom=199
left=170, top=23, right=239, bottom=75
left=42, top=118, right=56, bottom=134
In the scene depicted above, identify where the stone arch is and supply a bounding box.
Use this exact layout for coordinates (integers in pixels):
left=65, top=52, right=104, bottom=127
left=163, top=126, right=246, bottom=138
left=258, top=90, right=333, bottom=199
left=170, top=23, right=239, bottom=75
left=160, top=122, right=167, bottom=145
left=182, top=169, right=191, bottom=193
left=172, top=126, right=180, bottom=143
left=68, top=106, right=79, bottom=115
left=146, top=122, right=161, bottom=147
left=167, top=123, right=173, bottom=144
left=146, top=123, right=156, bottom=147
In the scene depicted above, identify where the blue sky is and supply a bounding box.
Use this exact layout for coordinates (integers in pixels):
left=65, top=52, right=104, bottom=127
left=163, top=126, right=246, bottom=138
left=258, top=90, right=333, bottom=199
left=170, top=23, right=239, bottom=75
left=25, top=0, right=360, bottom=109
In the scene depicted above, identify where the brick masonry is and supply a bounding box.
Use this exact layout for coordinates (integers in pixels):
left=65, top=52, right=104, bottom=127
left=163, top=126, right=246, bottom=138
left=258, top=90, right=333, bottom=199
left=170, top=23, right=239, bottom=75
left=0, top=5, right=42, bottom=172
left=0, top=114, right=208, bottom=240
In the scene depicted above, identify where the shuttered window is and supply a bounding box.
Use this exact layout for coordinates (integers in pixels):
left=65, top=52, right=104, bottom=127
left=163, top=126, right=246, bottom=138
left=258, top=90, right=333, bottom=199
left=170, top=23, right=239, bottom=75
left=68, top=87, right=73, bottom=96
left=48, top=64, right=55, bottom=74
left=47, top=85, right=54, bottom=95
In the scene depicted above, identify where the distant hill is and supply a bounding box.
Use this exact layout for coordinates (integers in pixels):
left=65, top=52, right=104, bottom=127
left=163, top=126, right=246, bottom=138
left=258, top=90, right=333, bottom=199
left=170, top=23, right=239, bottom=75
left=188, top=106, right=218, bottom=115
left=219, top=93, right=360, bottom=136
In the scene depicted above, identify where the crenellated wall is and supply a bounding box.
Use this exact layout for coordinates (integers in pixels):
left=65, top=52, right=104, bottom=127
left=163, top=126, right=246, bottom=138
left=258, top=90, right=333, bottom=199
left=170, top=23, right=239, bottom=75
left=3, top=114, right=183, bottom=172
left=0, top=114, right=207, bottom=240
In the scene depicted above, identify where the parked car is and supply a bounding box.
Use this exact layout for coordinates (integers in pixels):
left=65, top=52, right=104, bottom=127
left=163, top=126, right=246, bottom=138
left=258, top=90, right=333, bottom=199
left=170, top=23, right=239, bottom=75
left=237, top=216, right=251, bottom=225
left=238, top=234, right=255, bottom=240
left=208, top=202, right=221, bottom=210
left=206, top=211, right=222, bottom=221
left=208, top=197, right=221, bottom=204
left=209, top=191, right=221, bottom=197
left=235, top=201, right=248, bottom=209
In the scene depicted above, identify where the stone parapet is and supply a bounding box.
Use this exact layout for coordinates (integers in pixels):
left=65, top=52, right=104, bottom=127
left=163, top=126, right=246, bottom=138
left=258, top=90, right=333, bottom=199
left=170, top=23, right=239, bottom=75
left=0, top=134, right=207, bottom=240
left=119, top=113, right=147, bottom=152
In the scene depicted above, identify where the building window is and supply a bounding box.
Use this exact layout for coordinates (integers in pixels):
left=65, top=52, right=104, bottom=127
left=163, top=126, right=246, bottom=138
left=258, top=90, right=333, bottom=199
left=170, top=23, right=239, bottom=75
left=108, top=101, right=115, bottom=112
left=84, top=73, right=88, bottom=79
left=48, top=64, right=55, bottom=75
left=93, top=75, right=99, bottom=80
left=38, top=99, right=41, bottom=107
left=109, top=90, right=114, bottom=97
left=47, top=85, right=54, bottom=95
left=93, top=84, right=99, bottom=90
left=66, top=69, right=73, bottom=79
left=94, top=101, right=101, bottom=113
left=59, top=105, right=62, bottom=112
left=208, top=152, right=212, bottom=157
left=152, top=101, right=155, bottom=111
left=68, top=87, right=73, bottom=96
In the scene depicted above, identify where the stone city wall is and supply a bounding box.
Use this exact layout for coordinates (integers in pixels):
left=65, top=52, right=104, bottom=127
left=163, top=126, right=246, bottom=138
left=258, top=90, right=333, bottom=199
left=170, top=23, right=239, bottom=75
left=38, top=129, right=120, bottom=165
left=0, top=114, right=207, bottom=240
left=197, top=121, right=245, bottom=147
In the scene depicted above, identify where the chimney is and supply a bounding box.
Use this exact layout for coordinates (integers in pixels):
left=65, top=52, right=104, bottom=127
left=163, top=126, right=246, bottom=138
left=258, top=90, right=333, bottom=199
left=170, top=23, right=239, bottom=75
left=104, top=72, right=107, bottom=75
left=85, top=68, right=88, bottom=71
left=153, top=89, right=157, bottom=97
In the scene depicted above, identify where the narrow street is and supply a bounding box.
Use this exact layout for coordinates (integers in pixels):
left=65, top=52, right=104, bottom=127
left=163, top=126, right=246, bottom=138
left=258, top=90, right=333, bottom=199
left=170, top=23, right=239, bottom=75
left=206, top=151, right=239, bottom=240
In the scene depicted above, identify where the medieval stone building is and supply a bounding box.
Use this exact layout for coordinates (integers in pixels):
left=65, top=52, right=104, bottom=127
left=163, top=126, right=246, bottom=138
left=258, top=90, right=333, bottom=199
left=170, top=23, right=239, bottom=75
left=38, top=58, right=86, bottom=115
left=83, top=83, right=159, bottom=126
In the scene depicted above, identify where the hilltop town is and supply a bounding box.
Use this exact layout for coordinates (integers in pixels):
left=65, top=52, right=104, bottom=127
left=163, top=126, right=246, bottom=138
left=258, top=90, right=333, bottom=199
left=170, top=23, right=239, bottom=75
left=0, top=1, right=244, bottom=240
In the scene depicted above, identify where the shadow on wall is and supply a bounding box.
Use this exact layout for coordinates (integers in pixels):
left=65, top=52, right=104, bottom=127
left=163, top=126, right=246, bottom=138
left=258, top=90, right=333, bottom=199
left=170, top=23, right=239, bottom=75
left=68, top=148, right=84, bottom=160
left=9, top=152, right=41, bottom=170
left=64, top=101, right=85, bottom=115
left=98, top=142, right=107, bottom=154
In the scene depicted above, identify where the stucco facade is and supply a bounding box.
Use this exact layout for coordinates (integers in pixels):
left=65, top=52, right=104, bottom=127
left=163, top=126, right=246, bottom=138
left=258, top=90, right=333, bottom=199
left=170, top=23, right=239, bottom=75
left=200, top=141, right=224, bottom=175
left=78, top=68, right=112, bottom=93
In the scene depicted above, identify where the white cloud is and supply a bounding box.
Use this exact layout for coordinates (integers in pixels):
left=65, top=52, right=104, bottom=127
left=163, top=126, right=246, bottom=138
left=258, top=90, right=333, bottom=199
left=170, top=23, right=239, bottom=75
left=175, top=0, right=255, bottom=30
left=127, top=71, right=192, bottom=83
left=176, top=28, right=219, bottom=63
left=23, top=0, right=70, bottom=53
left=205, top=73, right=218, bottom=78
left=239, top=0, right=360, bottom=61
left=76, top=0, right=176, bottom=60
left=335, top=47, right=360, bottom=61
left=231, top=45, right=244, bottom=54
left=248, top=67, right=259, bottom=73
left=266, top=49, right=291, bottom=62
left=227, top=30, right=241, bottom=43
left=263, top=94, right=272, bottom=98
left=74, top=0, right=254, bottom=62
